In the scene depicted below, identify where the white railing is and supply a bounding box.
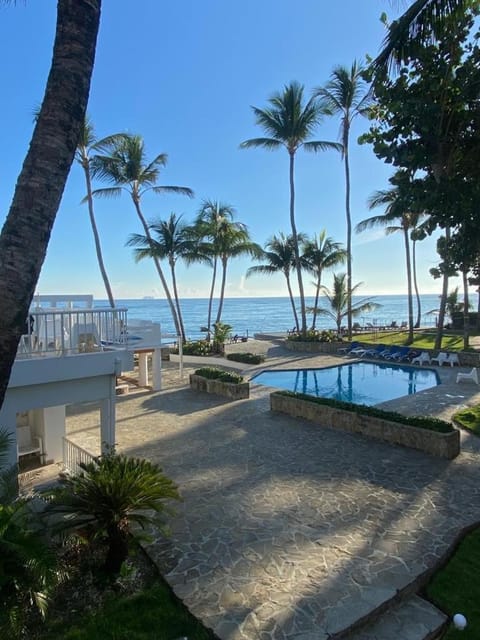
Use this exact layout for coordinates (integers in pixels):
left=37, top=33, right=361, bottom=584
left=62, top=437, right=97, bottom=476
left=17, top=307, right=129, bottom=358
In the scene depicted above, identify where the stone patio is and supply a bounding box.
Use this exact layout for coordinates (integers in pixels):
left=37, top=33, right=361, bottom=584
left=61, top=340, right=480, bottom=639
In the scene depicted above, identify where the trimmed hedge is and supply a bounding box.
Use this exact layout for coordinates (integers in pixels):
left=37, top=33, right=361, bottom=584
left=287, top=329, right=337, bottom=343
left=194, top=367, right=244, bottom=384
left=278, top=391, right=454, bottom=434
left=226, top=352, right=265, bottom=365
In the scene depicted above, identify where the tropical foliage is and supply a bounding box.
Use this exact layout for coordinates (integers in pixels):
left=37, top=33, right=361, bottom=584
left=44, top=451, right=181, bottom=575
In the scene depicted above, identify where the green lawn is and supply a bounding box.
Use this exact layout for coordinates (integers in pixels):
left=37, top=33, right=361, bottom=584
left=40, top=578, right=216, bottom=640
left=452, top=405, right=480, bottom=436
left=354, top=330, right=467, bottom=351
left=426, top=527, right=480, bottom=639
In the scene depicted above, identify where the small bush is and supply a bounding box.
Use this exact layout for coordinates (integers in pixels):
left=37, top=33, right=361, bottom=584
left=277, top=391, right=454, bottom=433
left=174, top=340, right=213, bottom=356
left=287, top=329, right=338, bottom=343
left=226, top=352, right=265, bottom=365
left=194, top=367, right=244, bottom=384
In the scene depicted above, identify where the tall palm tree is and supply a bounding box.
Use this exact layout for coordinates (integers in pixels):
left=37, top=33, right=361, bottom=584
left=0, top=0, right=101, bottom=420
left=194, top=200, right=236, bottom=335
left=313, top=61, right=371, bottom=340
left=301, top=231, right=346, bottom=330
left=312, top=273, right=381, bottom=335
left=77, top=117, right=128, bottom=308
left=246, top=232, right=306, bottom=331
left=240, top=82, right=341, bottom=337
left=127, top=213, right=194, bottom=343
left=90, top=134, right=193, bottom=340
left=375, top=0, right=471, bottom=71
left=356, top=186, right=423, bottom=344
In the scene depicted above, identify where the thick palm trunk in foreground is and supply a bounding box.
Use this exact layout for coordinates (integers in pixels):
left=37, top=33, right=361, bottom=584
left=0, top=0, right=101, bottom=410
left=289, top=153, right=307, bottom=335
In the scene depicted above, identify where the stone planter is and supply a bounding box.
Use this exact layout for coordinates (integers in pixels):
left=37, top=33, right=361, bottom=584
left=190, top=374, right=250, bottom=399
left=270, top=392, right=459, bottom=459
left=285, top=341, right=342, bottom=354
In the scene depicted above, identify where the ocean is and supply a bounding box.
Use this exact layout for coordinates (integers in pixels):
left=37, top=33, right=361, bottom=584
left=94, top=295, right=442, bottom=341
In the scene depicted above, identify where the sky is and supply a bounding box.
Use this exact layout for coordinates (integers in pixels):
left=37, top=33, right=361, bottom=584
left=0, top=0, right=461, bottom=300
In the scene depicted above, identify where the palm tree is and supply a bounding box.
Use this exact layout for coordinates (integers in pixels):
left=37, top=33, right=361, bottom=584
left=91, top=134, right=193, bottom=340
left=356, top=186, right=422, bottom=344
left=77, top=117, right=128, bottom=308
left=127, top=213, right=194, bottom=343
left=0, top=0, right=101, bottom=418
left=246, top=232, right=306, bottom=331
left=312, top=273, right=381, bottom=335
left=45, top=451, right=181, bottom=575
left=194, top=200, right=236, bottom=336
left=240, top=82, right=341, bottom=337
left=313, top=61, right=371, bottom=340
left=301, top=231, right=346, bottom=330
left=375, top=0, right=471, bottom=71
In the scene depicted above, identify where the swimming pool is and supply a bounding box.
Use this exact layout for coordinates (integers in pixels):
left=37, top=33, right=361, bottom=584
left=251, top=361, right=440, bottom=405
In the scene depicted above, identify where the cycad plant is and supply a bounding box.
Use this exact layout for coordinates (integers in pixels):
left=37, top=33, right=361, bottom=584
left=44, top=450, right=181, bottom=575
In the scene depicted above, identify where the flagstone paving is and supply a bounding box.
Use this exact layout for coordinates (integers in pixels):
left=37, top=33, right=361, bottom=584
left=64, top=346, right=480, bottom=639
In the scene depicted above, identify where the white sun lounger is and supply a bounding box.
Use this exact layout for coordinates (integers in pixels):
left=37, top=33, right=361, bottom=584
left=411, top=352, right=431, bottom=366
left=456, top=368, right=479, bottom=384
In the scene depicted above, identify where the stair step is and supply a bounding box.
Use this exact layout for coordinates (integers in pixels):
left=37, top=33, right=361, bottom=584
left=343, top=595, right=447, bottom=640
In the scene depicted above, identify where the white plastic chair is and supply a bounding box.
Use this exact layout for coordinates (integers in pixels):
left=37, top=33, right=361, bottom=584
left=431, top=352, right=449, bottom=366
left=456, top=368, right=479, bottom=384
left=447, top=353, right=460, bottom=367
left=412, top=352, right=431, bottom=366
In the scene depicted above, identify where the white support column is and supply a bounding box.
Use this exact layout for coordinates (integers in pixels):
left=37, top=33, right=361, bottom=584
left=33, top=405, right=66, bottom=463
left=152, top=348, right=162, bottom=391
left=138, top=351, right=149, bottom=387
left=100, top=375, right=116, bottom=455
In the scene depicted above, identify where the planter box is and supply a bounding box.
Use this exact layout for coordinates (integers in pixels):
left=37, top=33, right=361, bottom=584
left=190, top=374, right=250, bottom=399
left=270, top=392, right=459, bottom=459
left=285, top=341, right=342, bottom=354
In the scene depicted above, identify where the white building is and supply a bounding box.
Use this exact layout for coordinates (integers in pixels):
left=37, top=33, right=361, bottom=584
left=4, top=295, right=164, bottom=474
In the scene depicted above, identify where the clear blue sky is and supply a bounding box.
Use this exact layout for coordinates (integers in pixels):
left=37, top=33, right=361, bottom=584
left=0, top=0, right=456, bottom=300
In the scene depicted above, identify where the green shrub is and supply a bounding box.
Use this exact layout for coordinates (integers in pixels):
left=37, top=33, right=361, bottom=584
left=174, top=340, right=213, bottom=356
left=226, top=352, right=265, bottom=365
left=194, top=367, right=244, bottom=384
left=287, top=329, right=337, bottom=343
left=276, top=391, right=454, bottom=433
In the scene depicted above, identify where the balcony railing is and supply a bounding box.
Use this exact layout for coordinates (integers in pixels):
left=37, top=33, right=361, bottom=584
left=63, top=437, right=97, bottom=476
left=17, top=307, right=129, bottom=358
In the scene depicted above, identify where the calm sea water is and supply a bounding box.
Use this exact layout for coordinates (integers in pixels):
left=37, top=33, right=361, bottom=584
left=94, top=294, right=441, bottom=340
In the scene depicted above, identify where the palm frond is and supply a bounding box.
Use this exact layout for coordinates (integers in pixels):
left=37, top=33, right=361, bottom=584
left=303, top=140, right=343, bottom=153
left=239, top=137, right=283, bottom=150
left=90, top=186, right=123, bottom=200
left=148, top=185, right=194, bottom=198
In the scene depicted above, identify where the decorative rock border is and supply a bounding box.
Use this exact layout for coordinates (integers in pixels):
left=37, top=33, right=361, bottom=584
left=270, top=392, right=460, bottom=459
left=285, top=340, right=342, bottom=354
left=189, top=373, right=250, bottom=399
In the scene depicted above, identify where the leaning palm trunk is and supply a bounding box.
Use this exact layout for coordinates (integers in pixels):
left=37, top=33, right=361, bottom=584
left=412, top=238, right=421, bottom=328
left=311, top=275, right=322, bottom=330
left=0, top=0, right=101, bottom=412
left=132, top=199, right=182, bottom=340
left=169, top=258, right=186, bottom=343
left=344, top=134, right=353, bottom=340
left=83, top=164, right=115, bottom=307
left=289, top=153, right=307, bottom=335
left=206, top=258, right=218, bottom=340
left=286, top=275, right=300, bottom=331
left=435, top=226, right=451, bottom=350
left=403, top=227, right=414, bottom=344
left=462, top=268, right=470, bottom=351
left=215, top=257, right=228, bottom=325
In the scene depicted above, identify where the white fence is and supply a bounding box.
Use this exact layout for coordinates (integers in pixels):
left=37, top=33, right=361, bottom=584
left=62, top=437, right=97, bottom=476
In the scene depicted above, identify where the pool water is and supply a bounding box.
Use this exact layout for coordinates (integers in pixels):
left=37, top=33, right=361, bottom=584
left=252, top=361, right=440, bottom=405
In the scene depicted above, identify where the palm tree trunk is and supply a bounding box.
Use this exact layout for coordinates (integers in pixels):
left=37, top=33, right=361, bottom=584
left=215, top=256, right=228, bottom=325
left=83, top=163, right=115, bottom=308
left=169, top=257, right=186, bottom=343
left=207, top=258, right=218, bottom=339
left=132, top=199, right=182, bottom=340
left=435, top=227, right=451, bottom=350
left=105, top=524, right=129, bottom=575
left=285, top=273, right=300, bottom=331
left=344, top=137, right=353, bottom=341
left=462, top=268, right=470, bottom=351
left=289, top=152, right=307, bottom=336
left=412, top=238, right=421, bottom=328
left=403, top=226, right=414, bottom=344
left=0, top=0, right=101, bottom=413
left=311, top=274, right=321, bottom=330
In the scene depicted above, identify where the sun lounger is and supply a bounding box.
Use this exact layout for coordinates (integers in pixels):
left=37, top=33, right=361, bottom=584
left=387, top=346, right=410, bottom=361
left=456, top=368, right=479, bottom=384
left=411, top=351, right=431, bottom=366
left=431, top=352, right=449, bottom=367
left=362, top=344, right=386, bottom=358
left=338, top=341, right=361, bottom=355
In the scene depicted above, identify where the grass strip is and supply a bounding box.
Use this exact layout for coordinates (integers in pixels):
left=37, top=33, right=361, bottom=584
left=452, top=405, right=480, bottom=436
